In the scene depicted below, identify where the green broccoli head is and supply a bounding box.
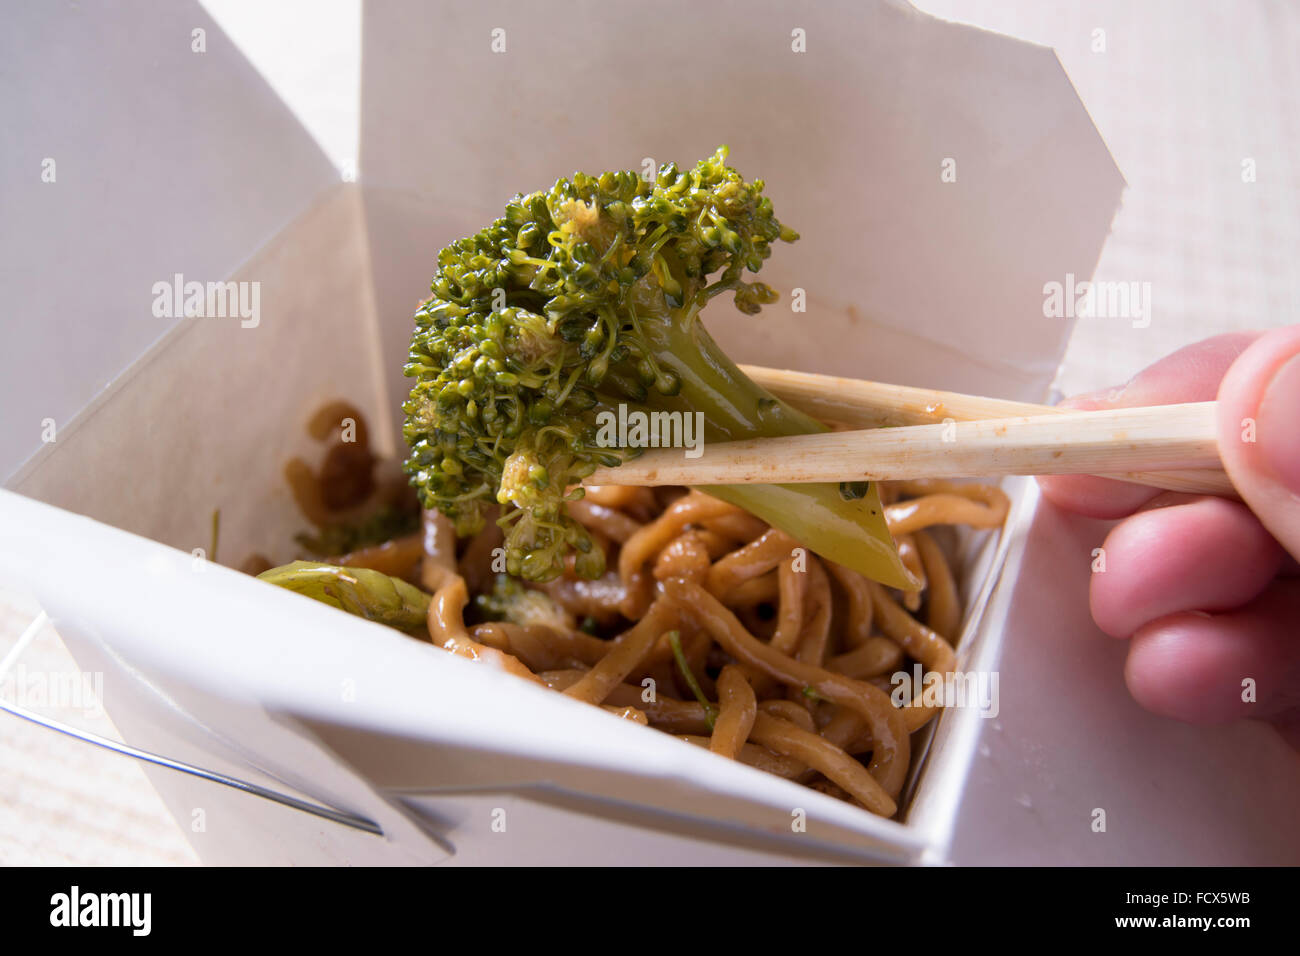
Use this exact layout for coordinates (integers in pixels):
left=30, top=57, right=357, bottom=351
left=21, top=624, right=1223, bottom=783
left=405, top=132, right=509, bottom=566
left=402, top=147, right=798, bottom=581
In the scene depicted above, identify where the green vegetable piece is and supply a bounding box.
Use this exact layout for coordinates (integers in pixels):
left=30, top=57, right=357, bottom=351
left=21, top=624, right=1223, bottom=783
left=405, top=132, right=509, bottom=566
left=258, top=560, right=430, bottom=635
left=402, top=146, right=914, bottom=588
left=473, top=573, right=572, bottom=631
left=669, top=630, right=718, bottom=730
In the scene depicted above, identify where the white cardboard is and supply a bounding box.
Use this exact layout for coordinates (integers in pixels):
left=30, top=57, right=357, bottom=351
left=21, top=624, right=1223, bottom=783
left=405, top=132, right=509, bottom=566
left=358, top=0, right=1125, bottom=420
left=1, top=0, right=1133, bottom=864
left=0, top=0, right=338, bottom=481
left=949, top=483, right=1300, bottom=865
left=8, top=186, right=395, bottom=565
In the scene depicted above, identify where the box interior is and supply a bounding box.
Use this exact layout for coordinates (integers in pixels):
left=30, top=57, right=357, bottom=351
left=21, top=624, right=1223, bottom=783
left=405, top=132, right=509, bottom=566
left=2, top=0, right=1123, bottom=863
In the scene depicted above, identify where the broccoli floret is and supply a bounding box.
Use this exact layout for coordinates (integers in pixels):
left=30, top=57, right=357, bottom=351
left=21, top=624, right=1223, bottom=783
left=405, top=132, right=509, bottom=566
left=473, top=574, right=574, bottom=632
left=402, top=147, right=914, bottom=588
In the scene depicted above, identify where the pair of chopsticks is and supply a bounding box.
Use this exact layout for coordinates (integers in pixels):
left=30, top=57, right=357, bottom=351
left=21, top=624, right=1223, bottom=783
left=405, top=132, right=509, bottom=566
left=584, top=365, right=1233, bottom=497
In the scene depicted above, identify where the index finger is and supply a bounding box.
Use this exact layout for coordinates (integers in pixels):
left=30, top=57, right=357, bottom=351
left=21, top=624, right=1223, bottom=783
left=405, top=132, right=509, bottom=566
left=1037, top=331, right=1261, bottom=518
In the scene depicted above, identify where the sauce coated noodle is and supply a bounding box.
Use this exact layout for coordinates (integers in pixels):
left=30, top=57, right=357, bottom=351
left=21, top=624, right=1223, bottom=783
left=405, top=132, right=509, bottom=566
left=350, top=481, right=1009, bottom=818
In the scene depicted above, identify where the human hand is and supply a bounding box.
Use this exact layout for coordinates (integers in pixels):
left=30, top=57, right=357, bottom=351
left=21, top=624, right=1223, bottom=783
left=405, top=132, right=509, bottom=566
left=1038, top=328, right=1300, bottom=749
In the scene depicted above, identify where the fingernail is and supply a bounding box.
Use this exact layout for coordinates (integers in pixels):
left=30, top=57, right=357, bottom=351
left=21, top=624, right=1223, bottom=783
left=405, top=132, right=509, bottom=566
left=1257, top=352, right=1300, bottom=492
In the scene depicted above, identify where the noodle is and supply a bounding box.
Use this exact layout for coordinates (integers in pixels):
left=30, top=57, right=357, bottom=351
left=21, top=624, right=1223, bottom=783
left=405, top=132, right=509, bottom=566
left=426, top=576, right=540, bottom=684
left=759, top=699, right=817, bottom=733
left=420, top=508, right=459, bottom=593
left=869, top=580, right=958, bottom=733
left=582, top=485, right=658, bottom=518
left=826, top=636, right=904, bottom=680
left=895, top=533, right=925, bottom=612
left=284, top=458, right=332, bottom=527
left=281, top=421, right=1009, bottom=818
left=469, top=622, right=608, bottom=671
left=869, top=581, right=957, bottom=673
left=770, top=557, right=806, bottom=656
left=704, top=528, right=797, bottom=598
left=914, top=530, right=961, bottom=640
left=541, top=573, right=628, bottom=626
left=884, top=480, right=1010, bottom=535
left=794, top=556, right=833, bottom=668
left=306, top=400, right=369, bottom=444
left=820, top=706, right=874, bottom=755
left=420, top=478, right=1004, bottom=814
left=618, top=491, right=738, bottom=583
left=331, top=533, right=423, bottom=579
left=651, top=530, right=713, bottom=584
left=710, top=665, right=757, bottom=759
left=540, top=669, right=714, bottom=734
left=458, top=517, right=504, bottom=596
left=697, top=510, right=769, bottom=545
left=563, top=600, right=678, bottom=705
left=664, top=577, right=910, bottom=800
left=285, top=401, right=377, bottom=525
left=749, top=712, right=896, bottom=817
left=719, top=573, right=779, bottom=609
left=566, top=498, right=643, bottom=543
left=823, top=561, right=873, bottom=649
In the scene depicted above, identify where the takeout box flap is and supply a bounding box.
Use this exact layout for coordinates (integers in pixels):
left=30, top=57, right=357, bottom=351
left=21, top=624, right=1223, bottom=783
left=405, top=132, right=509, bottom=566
left=358, top=0, right=1124, bottom=420
left=0, top=0, right=339, bottom=482
left=0, top=488, right=930, bottom=863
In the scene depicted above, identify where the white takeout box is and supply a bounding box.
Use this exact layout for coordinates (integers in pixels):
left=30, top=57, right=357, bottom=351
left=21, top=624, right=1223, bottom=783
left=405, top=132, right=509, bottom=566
left=16, top=0, right=1285, bottom=865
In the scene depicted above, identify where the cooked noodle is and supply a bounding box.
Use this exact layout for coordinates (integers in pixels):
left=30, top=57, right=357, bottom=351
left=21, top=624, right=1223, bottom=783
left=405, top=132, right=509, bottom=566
left=711, top=665, right=758, bottom=758
left=279, top=425, right=1009, bottom=818
left=408, top=478, right=1008, bottom=817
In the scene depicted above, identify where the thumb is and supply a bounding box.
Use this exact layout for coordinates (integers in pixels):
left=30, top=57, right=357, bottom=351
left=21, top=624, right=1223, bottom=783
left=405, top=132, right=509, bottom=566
left=1217, top=325, right=1300, bottom=561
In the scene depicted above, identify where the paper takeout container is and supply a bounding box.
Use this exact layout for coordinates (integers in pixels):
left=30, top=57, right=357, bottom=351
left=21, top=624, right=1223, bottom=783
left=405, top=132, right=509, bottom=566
left=1, top=0, right=1127, bottom=864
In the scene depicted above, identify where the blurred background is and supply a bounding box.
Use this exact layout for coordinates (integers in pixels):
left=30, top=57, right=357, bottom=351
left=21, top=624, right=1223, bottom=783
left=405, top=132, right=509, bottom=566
left=2, top=0, right=1296, bottom=864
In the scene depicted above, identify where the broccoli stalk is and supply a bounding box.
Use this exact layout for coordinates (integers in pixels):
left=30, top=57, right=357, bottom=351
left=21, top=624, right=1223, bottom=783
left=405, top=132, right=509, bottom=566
left=630, top=297, right=913, bottom=589
left=402, top=147, right=915, bottom=588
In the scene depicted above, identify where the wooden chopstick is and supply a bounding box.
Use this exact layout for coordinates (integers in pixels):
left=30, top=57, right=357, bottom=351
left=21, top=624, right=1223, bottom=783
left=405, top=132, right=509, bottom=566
left=581, top=364, right=1234, bottom=495
left=742, top=363, right=1066, bottom=428
left=585, top=403, right=1221, bottom=487
left=740, top=365, right=1234, bottom=497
